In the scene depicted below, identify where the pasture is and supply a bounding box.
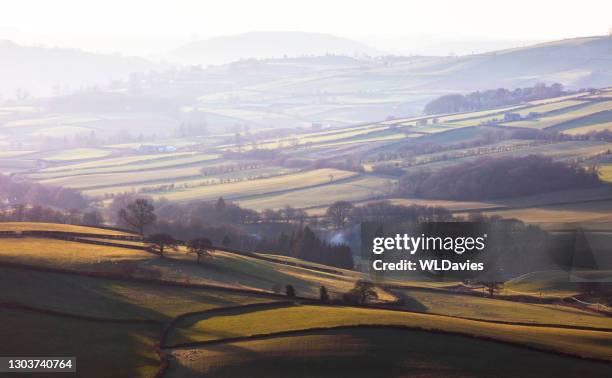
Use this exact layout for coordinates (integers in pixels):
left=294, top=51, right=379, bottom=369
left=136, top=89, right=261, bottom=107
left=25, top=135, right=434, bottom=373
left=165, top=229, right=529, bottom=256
left=166, top=304, right=612, bottom=360
left=0, top=223, right=610, bottom=378
left=167, top=327, right=612, bottom=378
left=0, top=222, right=134, bottom=235
left=0, top=308, right=160, bottom=378
left=150, top=168, right=357, bottom=203
left=238, top=175, right=396, bottom=210
left=42, top=148, right=112, bottom=162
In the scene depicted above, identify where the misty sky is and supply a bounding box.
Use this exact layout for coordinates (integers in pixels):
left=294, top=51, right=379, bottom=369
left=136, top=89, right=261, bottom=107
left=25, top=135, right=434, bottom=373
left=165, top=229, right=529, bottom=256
left=1, top=0, right=611, bottom=55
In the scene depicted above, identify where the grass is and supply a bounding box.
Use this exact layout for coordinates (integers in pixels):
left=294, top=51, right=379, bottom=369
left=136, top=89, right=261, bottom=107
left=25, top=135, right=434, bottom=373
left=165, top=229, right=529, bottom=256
left=0, top=237, right=152, bottom=268
left=438, top=105, right=525, bottom=123
left=167, top=304, right=612, bottom=360
left=600, top=164, right=612, bottom=183
left=153, top=249, right=393, bottom=300
left=470, top=200, right=612, bottom=225
left=0, top=266, right=273, bottom=321
left=0, top=150, right=36, bottom=158
left=33, top=153, right=219, bottom=178
left=504, top=270, right=612, bottom=298
left=151, top=168, right=357, bottom=203
left=42, top=166, right=208, bottom=191
left=391, top=287, right=611, bottom=329
left=502, top=100, right=612, bottom=129
left=238, top=176, right=396, bottom=210
left=0, top=222, right=133, bottom=235
left=0, top=308, right=160, bottom=378
left=43, top=148, right=112, bottom=162
left=167, top=327, right=612, bottom=378
left=29, top=126, right=94, bottom=137
left=563, top=121, right=612, bottom=135
left=3, top=115, right=99, bottom=128
left=512, top=100, right=587, bottom=117
left=40, top=152, right=196, bottom=173
left=399, top=141, right=611, bottom=174
left=0, top=233, right=392, bottom=300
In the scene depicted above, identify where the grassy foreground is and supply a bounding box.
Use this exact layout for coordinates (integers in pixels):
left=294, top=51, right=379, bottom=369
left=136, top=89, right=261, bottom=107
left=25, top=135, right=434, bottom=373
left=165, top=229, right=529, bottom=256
left=0, top=308, right=160, bottom=378
left=167, top=327, right=612, bottom=378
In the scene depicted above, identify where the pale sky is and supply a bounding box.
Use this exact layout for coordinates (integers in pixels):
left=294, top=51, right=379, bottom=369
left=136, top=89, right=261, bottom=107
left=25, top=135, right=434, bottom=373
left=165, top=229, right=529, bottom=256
left=1, top=0, right=610, bottom=54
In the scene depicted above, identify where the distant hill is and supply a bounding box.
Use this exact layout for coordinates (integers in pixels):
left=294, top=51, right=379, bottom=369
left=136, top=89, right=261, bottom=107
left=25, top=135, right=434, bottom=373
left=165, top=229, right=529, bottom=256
left=414, top=36, right=612, bottom=90
left=169, top=31, right=382, bottom=65
left=0, top=40, right=160, bottom=97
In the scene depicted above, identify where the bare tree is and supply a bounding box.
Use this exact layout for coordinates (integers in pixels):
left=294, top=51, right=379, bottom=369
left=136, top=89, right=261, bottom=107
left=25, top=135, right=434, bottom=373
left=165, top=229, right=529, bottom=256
left=118, top=199, right=156, bottom=235
left=187, top=237, right=214, bottom=264
left=326, top=201, right=354, bottom=229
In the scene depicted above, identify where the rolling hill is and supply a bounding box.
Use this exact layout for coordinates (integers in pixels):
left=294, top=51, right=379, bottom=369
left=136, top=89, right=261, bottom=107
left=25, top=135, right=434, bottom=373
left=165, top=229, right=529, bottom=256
left=170, top=31, right=382, bottom=65
left=0, top=39, right=160, bottom=97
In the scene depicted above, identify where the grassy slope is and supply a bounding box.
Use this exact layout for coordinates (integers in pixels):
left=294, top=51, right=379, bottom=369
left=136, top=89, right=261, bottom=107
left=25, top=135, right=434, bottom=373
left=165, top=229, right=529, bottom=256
left=238, top=175, right=395, bottom=210
left=167, top=305, right=612, bottom=361
left=0, top=236, right=392, bottom=300
left=0, top=308, right=160, bottom=378
left=151, top=168, right=356, bottom=202
left=0, top=266, right=273, bottom=321
left=0, top=222, right=133, bottom=235
left=43, top=148, right=112, bottom=161
left=168, top=328, right=612, bottom=378
left=0, top=237, right=151, bottom=267
left=503, top=100, right=612, bottom=129
left=504, top=270, right=612, bottom=297
left=391, top=287, right=611, bottom=329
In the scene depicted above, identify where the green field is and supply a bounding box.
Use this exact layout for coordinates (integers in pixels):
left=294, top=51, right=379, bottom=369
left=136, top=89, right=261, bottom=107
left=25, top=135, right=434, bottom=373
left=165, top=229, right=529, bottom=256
left=391, top=287, right=611, bottom=329
left=502, top=100, right=612, bottom=129
left=42, top=148, right=113, bottom=162
left=238, top=175, right=396, bottom=210
left=40, top=152, right=197, bottom=173
left=167, top=327, right=611, bottom=378
left=166, top=304, right=612, bottom=361
left=0, top=234, right=392, bottom=299
left=0, top=222, right=134, bottom=235
left=1, top=222, right=610, bottom=377
left=32, top=153, right=219, bottom=179
left=0, top=308, right=160, bottom=378
left=600, top=164, right=612, bottom=183
left=0, top=266, right=272, bottom=321
left=148, top=168, right=357, bottom=203
left=505, top=270, right=612, bottom=298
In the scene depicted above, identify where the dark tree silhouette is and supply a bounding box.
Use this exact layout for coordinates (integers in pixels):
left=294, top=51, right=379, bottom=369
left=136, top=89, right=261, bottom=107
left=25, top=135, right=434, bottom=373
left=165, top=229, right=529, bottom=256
left=187, top=237, right=214, bottom=264
left=319, top=285, right=330, bottom=302
left=145, top=233, right=179, bottom=257
left=343, top=280, right=378, bottom=305
left=222, top=234, right=231, bottom=248
left=480, top=281, right=503, bottom=298
left=118, top=199, right=156, bottom=235
left=285, top=284, right=296, bottom=298
left=215, top=197, right=226, bottom=213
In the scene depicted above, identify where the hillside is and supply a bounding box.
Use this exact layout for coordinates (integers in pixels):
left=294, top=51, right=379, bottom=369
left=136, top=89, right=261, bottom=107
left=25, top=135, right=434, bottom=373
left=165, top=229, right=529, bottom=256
left=0, top=39, right=160, bottom=97
left=0, top=222, right=610, bottom=377
left=170, top=31, right=382, bottom=65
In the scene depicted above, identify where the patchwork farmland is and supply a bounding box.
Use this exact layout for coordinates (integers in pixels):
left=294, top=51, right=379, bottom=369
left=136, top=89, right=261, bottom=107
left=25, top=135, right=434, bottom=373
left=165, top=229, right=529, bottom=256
left=2, top=86, right=612, bottom=377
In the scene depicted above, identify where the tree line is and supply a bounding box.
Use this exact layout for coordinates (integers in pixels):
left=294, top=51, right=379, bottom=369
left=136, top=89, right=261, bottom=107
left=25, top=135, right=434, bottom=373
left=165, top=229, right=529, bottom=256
left=397, top=155, right=602, bottom=200
left=423, top=83, right=566, bottom=115
left=0, top=174, right=88, bottom=210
